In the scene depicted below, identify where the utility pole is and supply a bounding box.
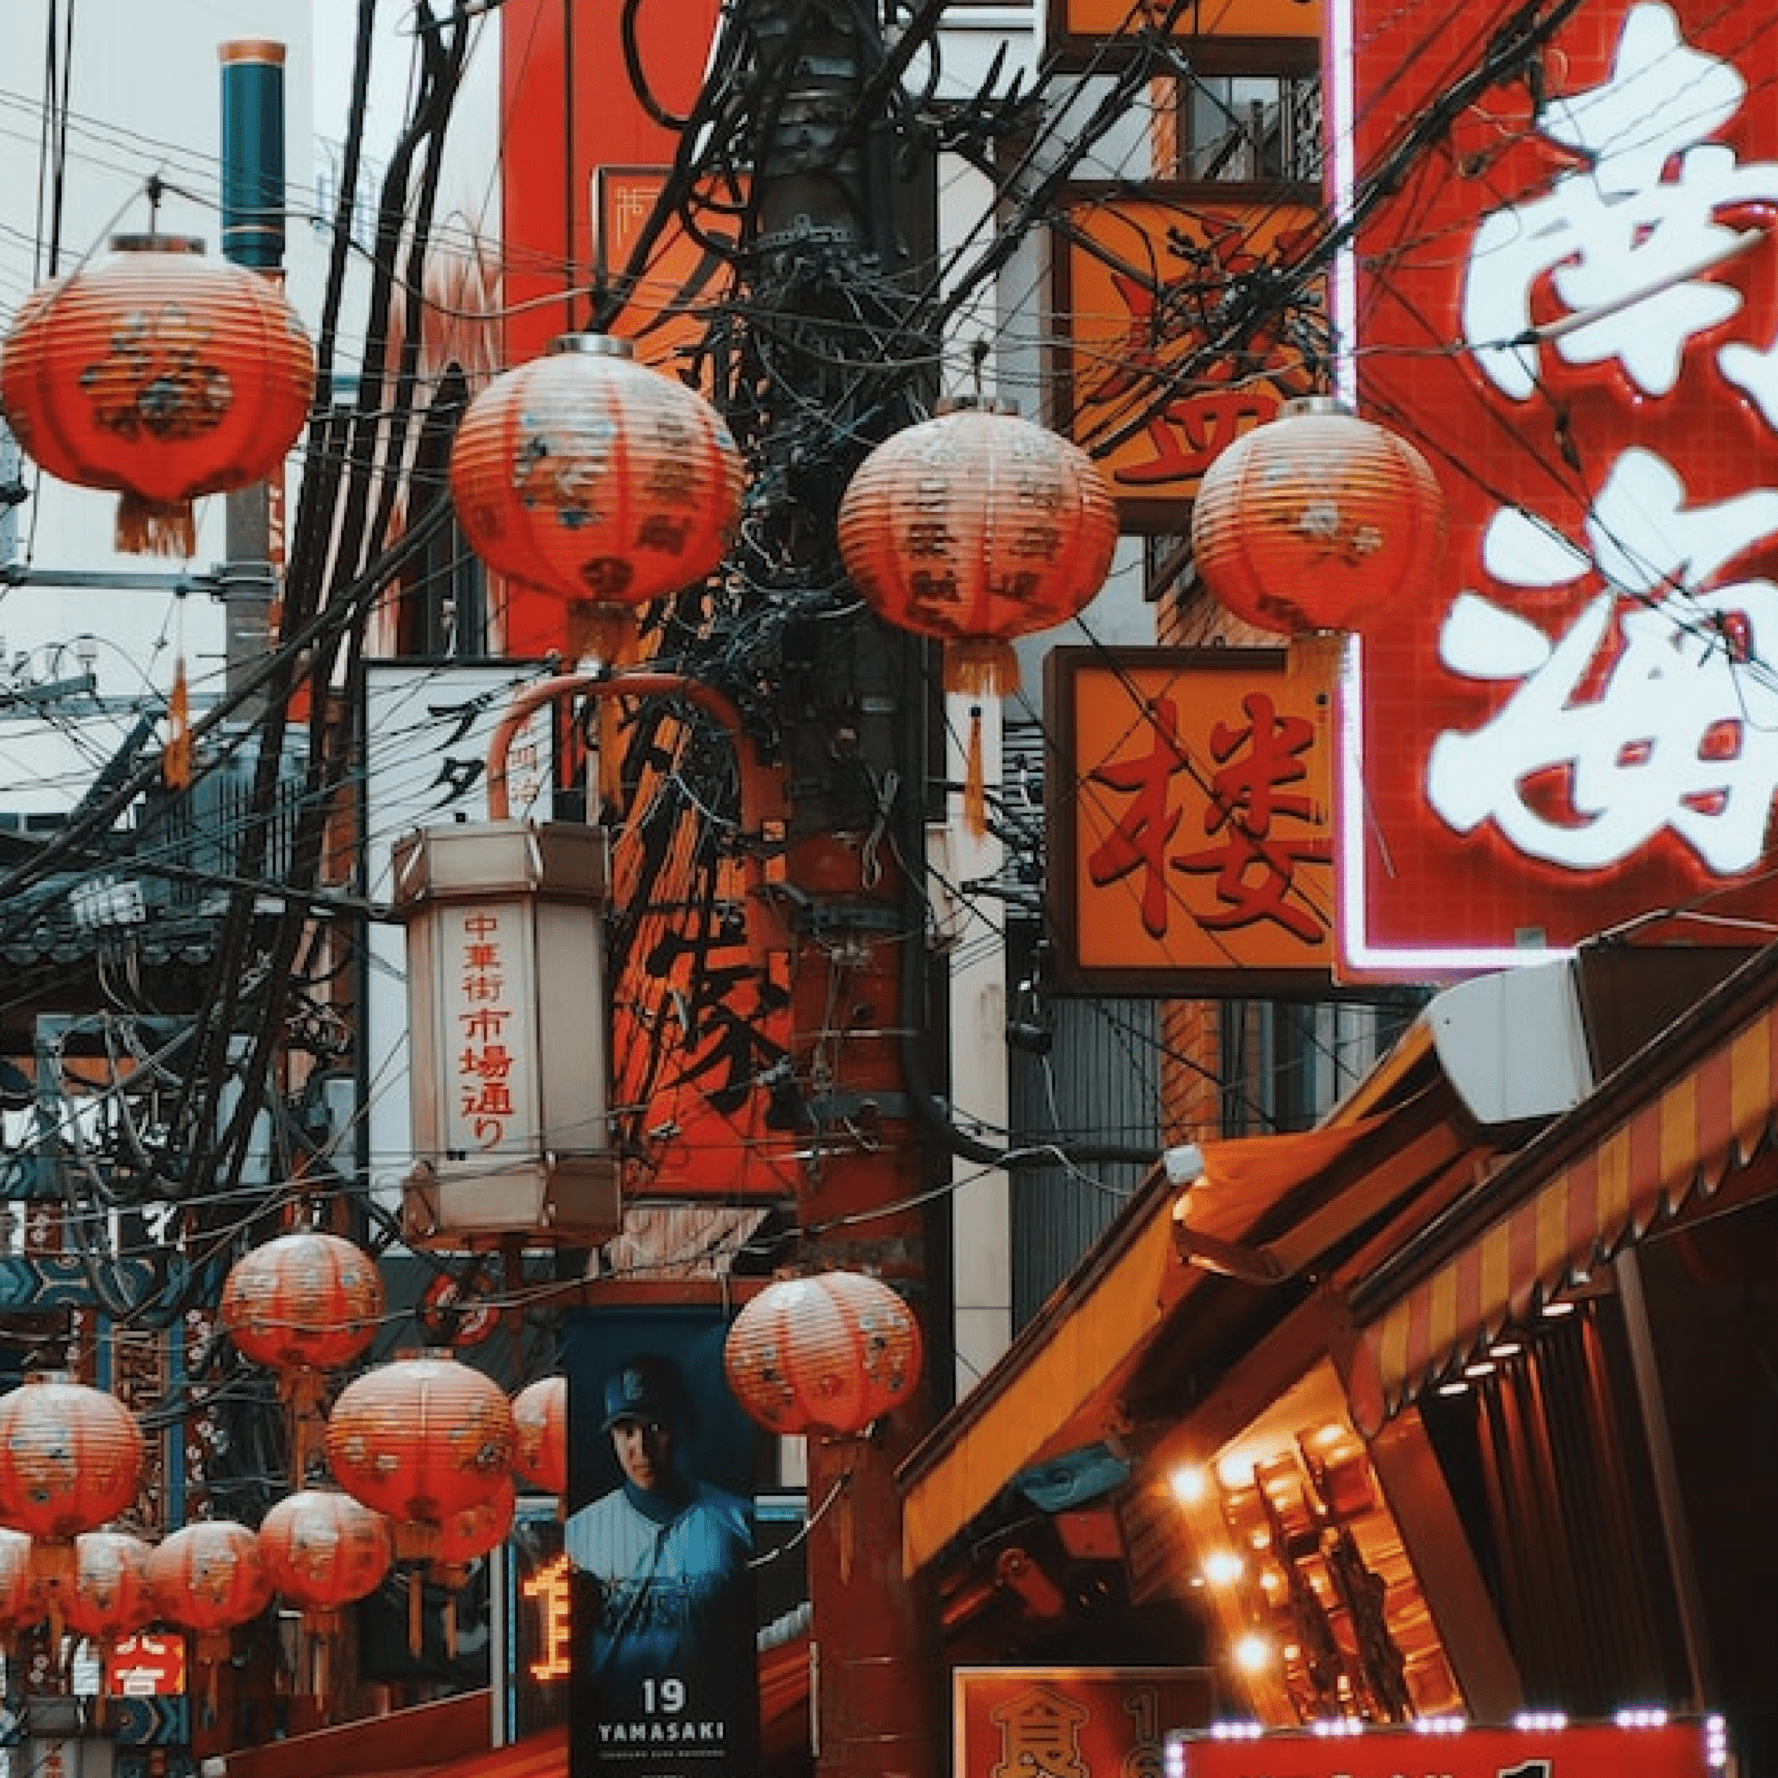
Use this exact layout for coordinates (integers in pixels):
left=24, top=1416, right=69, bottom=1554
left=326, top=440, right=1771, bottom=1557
left=732, top=5, right=941, bottom=1775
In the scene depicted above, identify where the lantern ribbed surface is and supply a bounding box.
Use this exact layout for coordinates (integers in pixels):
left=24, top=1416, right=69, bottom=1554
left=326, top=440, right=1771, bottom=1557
left=59, top=1530, right=155, bottom=1643
left=836, top=404, right=1118, bottom=691
left=0, top=1376, right=144, bottom=1540
left=324, top=1351, right=515, bottom=1525
left=0, top=233, right=315, bottom=556
left=258, top=1488, right=392, bottom=1612
left=0, top=1529, right=44, bottom=1632
left=433, top=1476, right=516, bottom=1570
left=724, top=1271, right=923, bottom=1437
left=146, top=1519, right=272, bottom=1633
left=510, top=1376, right=567, bottom=1496
left=449, top=333, right=743, bottom=652
left=220, top=1229, right=385, bottom=1377
left=1189, top=397, right=1448, bottom=636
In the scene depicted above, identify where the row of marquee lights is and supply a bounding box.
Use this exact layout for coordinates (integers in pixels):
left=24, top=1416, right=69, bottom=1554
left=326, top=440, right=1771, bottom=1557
left=0, top=1231, right=921, bottom=1672
left=0, top=234, right=1449, bottom=750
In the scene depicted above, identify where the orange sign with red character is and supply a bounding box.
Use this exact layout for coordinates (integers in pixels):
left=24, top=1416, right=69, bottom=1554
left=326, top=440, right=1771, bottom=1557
left=1056, top=197, right=1322, bottom=527
left=1046, top=647, right=1337, bottom=992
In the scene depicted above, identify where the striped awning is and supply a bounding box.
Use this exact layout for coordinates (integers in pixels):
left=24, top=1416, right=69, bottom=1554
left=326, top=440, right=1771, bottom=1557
left=1348, top=971, right=1778, bottom=1435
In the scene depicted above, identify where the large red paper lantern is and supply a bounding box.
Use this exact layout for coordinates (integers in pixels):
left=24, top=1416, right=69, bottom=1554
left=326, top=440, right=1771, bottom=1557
left=510, top=1376, right=566, bottom=1497
left=323, top=1351, right=515, bottom=1562
left=0, top=1375, right=143, bottom=1551
left=258, top=1488, right=392, bottom=1712
left=1189, top=396, right=1447, bottom=637
left=221, top=1230, right=384, bottom=1377
left=0, top=233, right=315, bottom=556
left=258, top=1488, right=392, bottom=1613
left=0, top=1530, right=44, bottom=1634
left=837, top=401, right=1118, bottom=693
left=449, top=332, right=743, bottom=662
left=59, top=1530, right=156, bottom=1647
left=724, top=1271, right=923, bottom=1437
left=146, top=1519, right=272, bottom=1637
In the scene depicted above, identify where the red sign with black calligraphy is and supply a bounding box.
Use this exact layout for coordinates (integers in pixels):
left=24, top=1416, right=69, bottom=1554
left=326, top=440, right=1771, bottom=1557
left=1335, top=0, right=1778, bottom=977
left=1056, top=195, right=1322, bottom=529
left=1046, top=647, right=1338, bottom=994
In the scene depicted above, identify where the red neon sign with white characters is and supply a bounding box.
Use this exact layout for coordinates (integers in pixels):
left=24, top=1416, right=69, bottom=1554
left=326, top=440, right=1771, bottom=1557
left=1332, top=0, right=1778, bottom=977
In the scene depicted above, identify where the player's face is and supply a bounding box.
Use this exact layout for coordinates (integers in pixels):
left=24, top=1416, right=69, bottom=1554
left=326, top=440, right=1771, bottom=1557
left=611, top=1415, right=675, bottom=1490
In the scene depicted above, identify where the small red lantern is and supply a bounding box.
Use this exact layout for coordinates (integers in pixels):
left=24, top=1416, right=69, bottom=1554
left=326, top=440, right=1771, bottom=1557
left=0, top=1529, right=44, bottom=1635
left=510, top=1376, right=566, bottom=1496
left=1189, top=396, right=1448, bottom=637
left=449, top=333, right=743, bottom=662
left=146, top=1519, right=271, bottom=1638
left=323, top=1351, right=515, bottom=1563
left=429, top=1476, right=516, bottom=1655
left=0, top=1375, right=143, bottom=1567
left=59, top=1530, right=156, bottom=1667
left=0, top=233, right=315, bottom=556
left=837, top=400, right=1118, bottom=830
left=258, top=1489, right=392, bottom=1714
left=724, top=1271, right=923, bottom=1437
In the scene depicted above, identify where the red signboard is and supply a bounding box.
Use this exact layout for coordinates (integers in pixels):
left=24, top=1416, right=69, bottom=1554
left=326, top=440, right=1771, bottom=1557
left=955, top=1667, right=1215, bottom=1778
left=1171, top=1717, right=1725, bottom=1778
left=1334, top=0, right=1778, bottom=977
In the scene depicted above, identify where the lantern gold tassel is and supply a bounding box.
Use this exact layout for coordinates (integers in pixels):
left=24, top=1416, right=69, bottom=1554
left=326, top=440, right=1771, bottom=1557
left=944, top=640, right=1018, bottom=842
left=117, top=492, right=197, bottom=559
left=164, top=658, right=192, bottom=789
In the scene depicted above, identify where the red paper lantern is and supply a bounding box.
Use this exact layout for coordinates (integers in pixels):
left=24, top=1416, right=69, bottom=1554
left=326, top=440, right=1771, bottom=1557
left=1189, top=396, right=1448, bottom=637
left=0, top=233, right=315, bottom=556
left=449, top=333, right=743, bottom=662
left=510, top=1376, right=566, bottom=1496
left=837, top=401, right=1118, bottom=694
left=221, top=1229, right=385, bottom=1385
left=323, top=1352, right=515, bottom=1562
left=146, top=1519, right=272, bottom=1636
left=0, top=1375, right=143, bottom=1545
left=724, top=1271, right=923, bottom=1437
left=258, top=1488, right=392, bottom=1614
left=0, top=1530, right=44, bottom=1634
left=433, top=1476, right=516, bottom=1574
left=59, top=1530, right=155, bottom=1645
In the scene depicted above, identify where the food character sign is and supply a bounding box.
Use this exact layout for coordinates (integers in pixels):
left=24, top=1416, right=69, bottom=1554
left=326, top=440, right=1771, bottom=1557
left=1336, top=0, right=1778, bottom=975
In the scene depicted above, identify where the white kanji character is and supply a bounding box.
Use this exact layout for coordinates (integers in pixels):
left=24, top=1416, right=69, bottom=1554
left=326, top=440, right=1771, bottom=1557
left=1462, top=3, right=1778, bottom=402
left=1426, top=448, right=1778, bottom=873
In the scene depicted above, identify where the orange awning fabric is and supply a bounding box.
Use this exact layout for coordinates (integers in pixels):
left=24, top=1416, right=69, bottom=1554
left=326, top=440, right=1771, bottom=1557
left=1348, top=968, right=1778, bottom=1436
left=898, top=1113, right=1398, bottom=1578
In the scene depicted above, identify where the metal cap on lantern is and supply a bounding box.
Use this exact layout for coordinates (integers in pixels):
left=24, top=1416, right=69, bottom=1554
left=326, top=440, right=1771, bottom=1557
left=724, top=1271, right=923, bottom=1438
left=837, top=398, right=1118, bottom=835
left=1189, top=396, right=1448, bottom=642
left=392, top=819, right=619, bottom=1249
left=448, top=332, right=743, bottom=665
left=0, top=232, right=315, bottom=557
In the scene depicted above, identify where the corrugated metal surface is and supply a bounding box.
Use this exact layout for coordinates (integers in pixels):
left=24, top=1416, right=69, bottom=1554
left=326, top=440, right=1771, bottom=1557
left=1008, top=994, right=1160, bottom=1329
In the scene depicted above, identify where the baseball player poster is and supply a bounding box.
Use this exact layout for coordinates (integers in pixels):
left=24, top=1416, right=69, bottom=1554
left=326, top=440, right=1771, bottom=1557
left=563, top=1306, right=760, bottom=1778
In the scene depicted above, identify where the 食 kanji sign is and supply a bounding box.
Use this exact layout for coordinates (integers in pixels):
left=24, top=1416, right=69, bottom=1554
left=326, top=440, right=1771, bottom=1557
left=1335, top=0, right=1778, bottom=976
left=1047, top=647, right=1337, bottom=992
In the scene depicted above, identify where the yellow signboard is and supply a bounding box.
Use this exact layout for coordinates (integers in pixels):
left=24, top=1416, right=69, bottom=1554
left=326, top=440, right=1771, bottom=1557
left=1057, top=0, right=1321, bottom=39
left=1046, top=646, right=1338, bottom=992
left=1058, top=195, right=1323, bottom=523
